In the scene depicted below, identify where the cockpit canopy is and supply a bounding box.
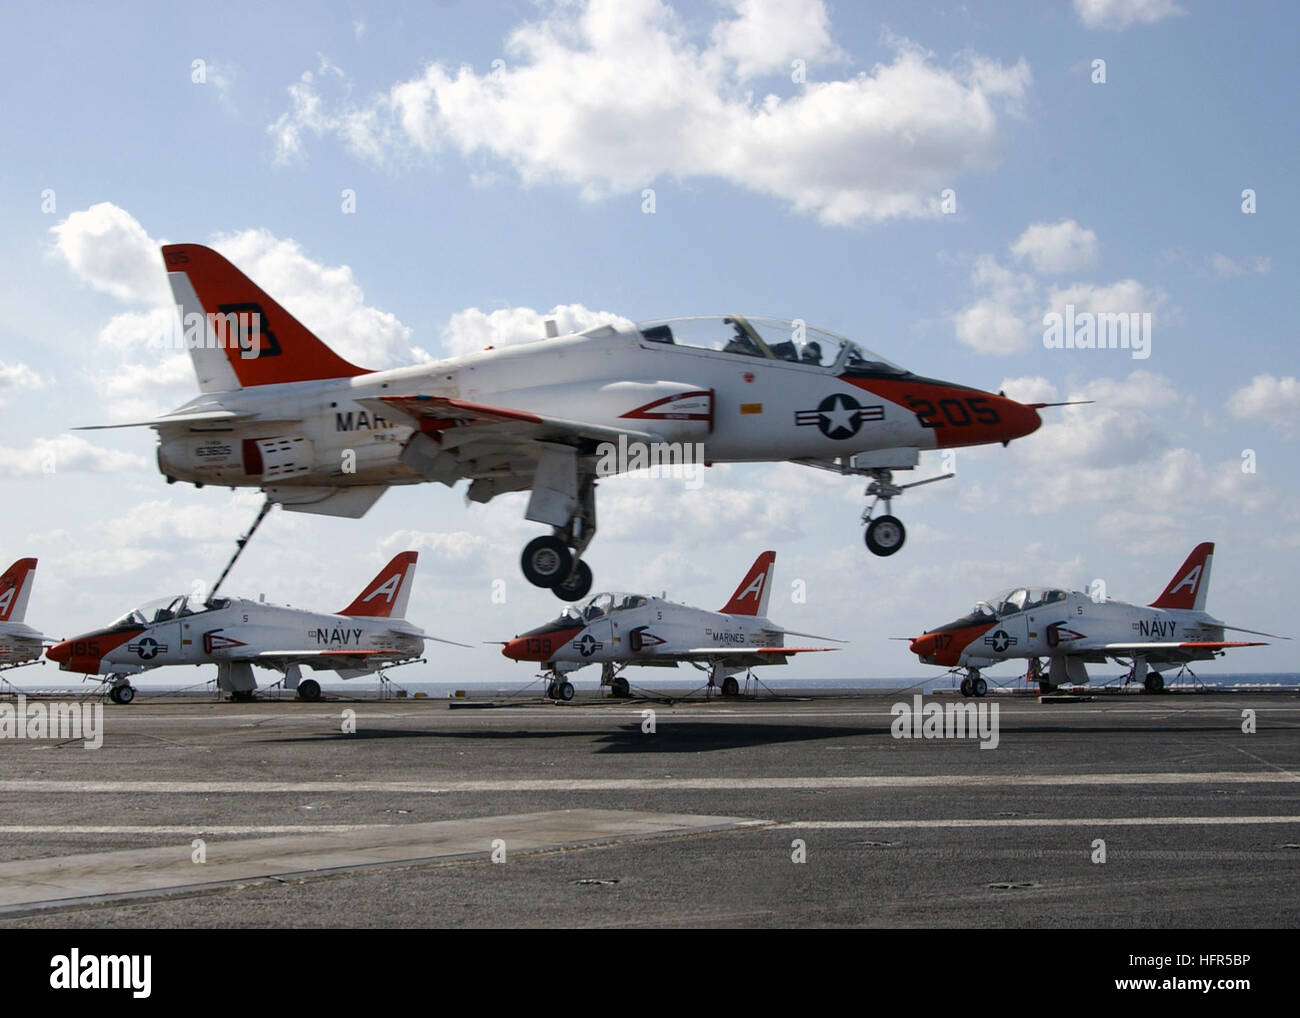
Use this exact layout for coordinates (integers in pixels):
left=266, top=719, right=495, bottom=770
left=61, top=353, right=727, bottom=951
left=634, top=314, right=905, bottom=374
left=559, top=591, right=650, bottom=623
left=971, top=587, right=1071, bottom=619
left=111, top=594, right=231, bottom=629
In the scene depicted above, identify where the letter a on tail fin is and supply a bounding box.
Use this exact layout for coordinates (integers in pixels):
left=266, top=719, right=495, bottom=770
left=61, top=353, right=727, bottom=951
left=339, top=552, right=418, bottom=619
left=0, top=558, right=37, bottom=623
left=161, top=243, right=371, bottom=391
left=1149, top=542, right=1214, bottom=612
left=719, top=551, right=775, bottom=617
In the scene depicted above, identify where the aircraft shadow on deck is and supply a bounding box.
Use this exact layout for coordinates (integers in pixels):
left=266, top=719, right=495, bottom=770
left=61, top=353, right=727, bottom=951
left=259, top=722, right=878, bottom=753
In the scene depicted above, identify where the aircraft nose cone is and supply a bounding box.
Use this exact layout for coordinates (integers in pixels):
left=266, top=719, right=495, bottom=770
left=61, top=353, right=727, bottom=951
left=999, top=397, right=1042, bottom=442
left=909, top=634, right=932, bottom=658
left=45, top=640, right=71, bottom=664
left=501, top=638, right=525, bottom=661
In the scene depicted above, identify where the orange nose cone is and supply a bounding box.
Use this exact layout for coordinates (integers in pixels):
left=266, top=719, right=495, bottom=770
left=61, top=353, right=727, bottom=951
left=1000, top=398, right=1042, bottom=442
left=502, top=638, right=526, bottom=661
left=46, top=641, right=71, bottom=664
left=909, top=635, right=932, bottom=658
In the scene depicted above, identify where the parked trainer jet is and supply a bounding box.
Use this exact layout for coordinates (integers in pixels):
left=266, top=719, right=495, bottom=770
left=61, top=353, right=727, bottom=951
left=82, top=244, right=1052, bottom=599
left=501, top=550, right=839, bottom=700
left=45, top=552, right=462, bottom=702
left=908, top=543, right=1279, bottom=695
left=0, top=558, right=48, bottom=671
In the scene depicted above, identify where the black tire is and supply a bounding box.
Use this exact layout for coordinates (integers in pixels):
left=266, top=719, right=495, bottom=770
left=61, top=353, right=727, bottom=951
left=864, top=515, right=906, bottom=556
left=557, top=681, right=575, bottom=702
left=972, top=676, right=988, bottom=697
left=1039, top=680, right=1054, bottom=694
left=1144, top=672, right=1164, bottom=694
left=721, top=676, right=740, bottom=697
left=960, top=677, right=973, bottom=697
left=117, top=685, right=135, bottom=704
left=552, top=559, right=593, bottom=602
left=297, top=679, right=322, bottom=702
left=546, top=682, right=559, bottom=700
left=521, top=536, right=572, bottom=588
left=611, top=677, right=630, bottom=698
left=108, top=686, right=122, bottom=704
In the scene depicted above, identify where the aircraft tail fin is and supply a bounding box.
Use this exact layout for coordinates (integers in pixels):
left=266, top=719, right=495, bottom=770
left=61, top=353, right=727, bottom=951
left=1150, top=542, right=1214, bottom=612
left=340, top=552, right=418, bottom=619
left=719, top=551, right=775, bottom=617
left=161, top=243, right=371, bottom=391
left=0, top=558, right=37, bottom=624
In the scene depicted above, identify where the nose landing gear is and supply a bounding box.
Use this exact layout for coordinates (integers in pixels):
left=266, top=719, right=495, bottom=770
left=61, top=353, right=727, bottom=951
left=958, top=669, right=988, bottom=697
left=859, top=468, right=954, bottom=558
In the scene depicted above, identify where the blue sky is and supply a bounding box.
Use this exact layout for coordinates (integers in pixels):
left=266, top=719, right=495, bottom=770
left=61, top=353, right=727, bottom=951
left=1, top=0, right=1296, bottom=688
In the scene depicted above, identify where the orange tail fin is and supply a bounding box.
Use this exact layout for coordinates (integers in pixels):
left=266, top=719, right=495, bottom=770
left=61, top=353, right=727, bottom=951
left=1149, top=542, right=1214, bottom=612
left=719, top=551, right=775, bottom=617
left=162, top=243, right=370, bottom=390
left=0, top=558, right=37, bottom=624
left=340, top=552, right=418, bottom=619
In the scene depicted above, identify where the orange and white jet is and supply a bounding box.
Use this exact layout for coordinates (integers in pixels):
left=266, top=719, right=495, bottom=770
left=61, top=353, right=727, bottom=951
left=501, top=550, right=840, bottom=700
left=83, top=244, right=1053, bottom=600
left=0, top=558, right=47, bottom=672
left=46, top=552, right=463, bottom=703
left=908, top=543, right=1281, bottom=695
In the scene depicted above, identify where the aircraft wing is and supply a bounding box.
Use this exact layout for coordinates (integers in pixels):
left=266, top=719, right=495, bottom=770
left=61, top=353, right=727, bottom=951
left=248, top=649, right=414, bottom=665
left=1098, top=641, right=1267, bottom=653
left=673, top=646, right=839, bottom=667
left=362, top=396, right=662, bottom=449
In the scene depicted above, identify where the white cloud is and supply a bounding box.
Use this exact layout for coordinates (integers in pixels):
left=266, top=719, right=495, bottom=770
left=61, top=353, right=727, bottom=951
left=0, top=434, right=148, bottom=478
left=442, top=305, right=633, bottom=357
left=1073, top=0, right=1184, bottom=30
left=1011, top=219, right=1098, bottom=274
left=1226, top=375, right=1300, bottom=438
left=0, top=361, right=46, bottom=404
left=49, top=202, right=170, bottom=305
left=952, top=255, right=1038, bottom=355
left=1209, top=253, right=1271, bottom=279
left=1044, top=278, right=1163, bottom=318
left=711, top=0, right=846, bottom=80
left=267, top=1, right=1031, bottom=225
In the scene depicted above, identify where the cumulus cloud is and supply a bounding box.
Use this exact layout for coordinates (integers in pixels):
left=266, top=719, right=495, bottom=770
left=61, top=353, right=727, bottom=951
left=267, top=0, right=1031, bottom=225
left=1074, top=0, right=1184, bottom=30
left=0, top=434, right=149, bottom=478
left=0, top=361, right=46, bottom=404
left=1010, top=219, right=1098, bottom=274
left=954, top=222, right=1162, bottom=355
left=49, top=202, right=170, bottom=305
left=1226, top=375, right=1300, bottom=438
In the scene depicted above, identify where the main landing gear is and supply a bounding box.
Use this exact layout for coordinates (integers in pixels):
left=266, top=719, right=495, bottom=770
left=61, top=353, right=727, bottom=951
left=521, top=472, right=598, bottom=602
left=860, top=468, right=954, bottom=558
left=958, top=669, right=988, bottom=698
left=105, top=675, right=136, bottom=704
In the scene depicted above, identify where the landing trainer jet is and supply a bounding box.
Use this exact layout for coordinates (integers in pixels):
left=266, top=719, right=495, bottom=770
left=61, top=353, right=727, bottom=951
left=82, top=244, right=1052, bottom=600
left=908, top=543, right=1279, bottom=695
left=0, top=558, right=48, bottom=671
left=45, top=552, right=462, bottom=702
left=501, top=550, right=839, bottom=700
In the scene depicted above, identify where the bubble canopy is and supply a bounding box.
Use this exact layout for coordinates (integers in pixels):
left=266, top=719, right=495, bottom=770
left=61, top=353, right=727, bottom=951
left=629, top=314, right=905, bottom=373
left=559, top=592, right=650, bottom=622
left=110, top=595, right=231, bottom=629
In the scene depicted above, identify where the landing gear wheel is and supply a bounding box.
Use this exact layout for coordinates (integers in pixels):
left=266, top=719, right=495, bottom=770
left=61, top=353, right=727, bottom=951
left=297, top=678, right=322, bottom=702
left=552, top=559, right=593, bottom=602
left=960, top=677, right=973, bottom=697
left=546, top=681, right=559, bottom=700
left=557, top=681, right=575, bottom=702
left=721, top=676, right=740, bottom=698
left=864, top=515, right=906, bottom=556
left=108, top=686, right=123, bottom=704
left=231, top=690, right=256, bottom=702
left=611, top=677, right=630, bottom=699
left=1038, top=680, right=1054, bottom=694
left=521, top=536, right=572, bottom=589
left=1144, top=672, right=1164, bottom=694
left=972, top=676, right=988, bottom=697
